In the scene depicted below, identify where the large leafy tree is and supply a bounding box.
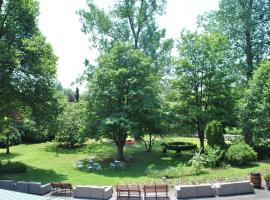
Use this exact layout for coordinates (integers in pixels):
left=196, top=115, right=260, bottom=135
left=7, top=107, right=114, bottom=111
left=0, top=0, right=60, bottom=149
left=240, top=61, right=270, bottom=144
left=168, top=32, right=235, bottom=152
left=200, top=0, right=270, bottom=81
left=87, top=42, right=162, bottom=160
left=78, top=0, right=173, bottom=74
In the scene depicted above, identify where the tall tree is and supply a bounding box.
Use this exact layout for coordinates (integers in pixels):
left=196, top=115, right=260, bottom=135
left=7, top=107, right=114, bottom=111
left=78, top=0, right=173, bottom=74
left=86, top=42, right=161, bottom=160
left=199, top=0, right=270, bottom=81
left=75, top=87, right=80, bottom=102
left=240, top=61, right=270, bottom=144
left=0, top=0, right=60, bottom=146
left=168, top=31, right=235, bottom=152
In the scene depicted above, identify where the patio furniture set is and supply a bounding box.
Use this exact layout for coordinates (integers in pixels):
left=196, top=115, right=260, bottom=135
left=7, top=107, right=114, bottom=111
left=75, top=159, right=103, bottom=172
left=75, top=159, right=126, bottom=171
left=0, top=179, right=258, bottom=199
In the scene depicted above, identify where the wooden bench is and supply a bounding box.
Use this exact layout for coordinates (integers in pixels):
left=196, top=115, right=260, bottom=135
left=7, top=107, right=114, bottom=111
left=143, top=184, right=168, bottom=198
left=117, top=184, right=141, bottom=198
left=51, top=182, right=73, bottom=195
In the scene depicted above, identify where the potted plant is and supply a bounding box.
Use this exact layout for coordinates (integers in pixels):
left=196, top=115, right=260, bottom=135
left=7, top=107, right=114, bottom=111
left=265, top=174, right=270, bottom=190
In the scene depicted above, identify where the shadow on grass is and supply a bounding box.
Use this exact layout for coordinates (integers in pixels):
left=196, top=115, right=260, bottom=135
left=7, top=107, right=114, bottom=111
left=43, top=144, right=88, bottom=155
left=0, top=166, right=67, bottom=184
left=0, top=152, right=22, bottom=160
left=72, top=148, right=194, bottom=179
left=236, top=163, right=260, bottom=169
left=43, top=141, right=116, bottom=156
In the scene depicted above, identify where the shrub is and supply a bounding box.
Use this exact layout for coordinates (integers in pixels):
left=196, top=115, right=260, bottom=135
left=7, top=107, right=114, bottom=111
left=265, top=174, right=270, bottom=183
left=252, top=145, right=270, bottom=160
left=226, top=141, right=257, bottom=166
left=0, top=131, right=21, bottom=148
left=205, top=146, right=225, bottom=168
left=0, top=161, right=27, bottom=174
left=18, top=121, right=48, bottom=144
left=56, top=102, right=87, bottom=148
left=146, top=164, right=188, bottom=179
left=188, top=149, right=205, bottom=175
left=205, top=120, right=226, bottom=148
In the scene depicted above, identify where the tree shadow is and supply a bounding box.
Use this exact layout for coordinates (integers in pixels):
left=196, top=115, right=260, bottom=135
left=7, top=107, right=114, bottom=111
left=0, top=166, right=67, bottom=184
left=43, top=144, right=88, bottom=155
left=0, top=152, right=22, bottom=161
left=236, top=162, right=260, bottom=169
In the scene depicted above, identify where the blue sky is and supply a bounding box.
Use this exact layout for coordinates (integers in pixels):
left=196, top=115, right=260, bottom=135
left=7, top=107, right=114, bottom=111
left=38, top=0, right=219, bottom=90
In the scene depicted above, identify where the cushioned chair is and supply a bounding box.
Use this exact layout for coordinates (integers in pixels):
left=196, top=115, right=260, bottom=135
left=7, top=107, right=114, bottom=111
left=28, top=182, right=51, bottom=195
left=175, top=184, right=216, bottom=199
left=0, top=180, right=16, bottom=190
left=74, top=185, right=113, bottom=199
left=213, top=181, right=254, bottom=196
left=12, top=181, right=29, bottom=193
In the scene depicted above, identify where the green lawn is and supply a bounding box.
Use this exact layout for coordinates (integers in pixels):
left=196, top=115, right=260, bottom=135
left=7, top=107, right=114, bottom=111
left=0, top=136, right=269, bottom=186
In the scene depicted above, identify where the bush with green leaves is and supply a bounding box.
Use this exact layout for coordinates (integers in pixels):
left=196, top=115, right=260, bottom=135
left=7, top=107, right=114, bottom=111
left=188, top=149, right=205, bottom=175
left=0, top=161, right=27, bottom=174
left=56, top=102, right=87, bottom=148
left=0, top=131, right=21, bottom=148
left=205, top=146, right=225, bottom=168
left=265, top=174, right=270, bottom=183
left=205, top=120, right=226, bottom=148
left=17, top=120, right=49, bottom=144
left=226, top=141, right=257, bottom=166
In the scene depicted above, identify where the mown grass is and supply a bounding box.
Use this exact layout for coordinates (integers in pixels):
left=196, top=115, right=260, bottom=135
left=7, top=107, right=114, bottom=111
left=0, top=136, right=269, bottom=186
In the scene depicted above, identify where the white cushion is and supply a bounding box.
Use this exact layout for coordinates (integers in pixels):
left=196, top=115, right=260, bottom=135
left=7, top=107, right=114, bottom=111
left=197, top=184, right=215, bottom=197
left=175, top=185, right=197, bottom=199
left=236, top=181, right=254, bottom=194
left=74, top=186, right=91, bottom=198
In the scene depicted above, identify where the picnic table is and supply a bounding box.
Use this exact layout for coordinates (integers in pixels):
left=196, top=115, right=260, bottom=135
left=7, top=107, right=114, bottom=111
left=110, top=160, right=125, bottom=169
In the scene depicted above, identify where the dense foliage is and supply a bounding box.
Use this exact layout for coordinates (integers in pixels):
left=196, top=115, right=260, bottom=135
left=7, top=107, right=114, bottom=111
left=204, top=146, right=225, bottom=168
left=226, top=141, right=257, bottom=166
left=0, top=0, right=61, bottom=152
left=240, top=61, right=270, bottom=143
left=86, top=42, right=162, bottom=160
left=0, top=160, right=27, bottom=174
left=56, top=102, right=87, bottom=148
left=205, top=120, right=226, bottom=148
left=265, top=174, right=270, bottom=183
left=168, top=32, right=235, bottom=152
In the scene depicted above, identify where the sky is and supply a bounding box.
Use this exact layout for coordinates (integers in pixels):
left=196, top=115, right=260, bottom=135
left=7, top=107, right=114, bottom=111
left=38, top=0, right=219, bottom=90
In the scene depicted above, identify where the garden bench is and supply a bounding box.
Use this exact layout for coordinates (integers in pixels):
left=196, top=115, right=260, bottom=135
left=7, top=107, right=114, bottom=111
left=117, top=184, right=141, bottom=198
left=61, top=183, right=73, bottom=195
left=51, top=182, right=73, bottom=195
left=143, top=184, right=168, bottom=198
left=51, top=182, right=62, bottom=193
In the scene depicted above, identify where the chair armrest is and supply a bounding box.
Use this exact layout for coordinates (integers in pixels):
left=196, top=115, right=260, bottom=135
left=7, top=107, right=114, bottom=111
left=40, top=183, right=51, bottom=195
left=250, top=183, right=254, bottom=193
left=104, top=186, right=113, bottom=199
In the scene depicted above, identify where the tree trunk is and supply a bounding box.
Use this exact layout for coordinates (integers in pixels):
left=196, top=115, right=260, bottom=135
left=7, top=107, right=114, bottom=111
left=245, top=0, right=254, bottom=80
left=0, top=0, right=3, bottom=13
left=245, top=29, right=253, bottom=80
left=116, top=143, right=125, bottom=161
left=197, top=122, right=204, bottom=154
left=6, top=133, right=10, bottom=154
left=115, top=133, right=127, bottom=161
left=6, top=146, right=9, bottom=154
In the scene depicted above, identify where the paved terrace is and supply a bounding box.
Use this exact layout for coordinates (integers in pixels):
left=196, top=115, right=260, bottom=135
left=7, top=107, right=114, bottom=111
left=0, top=184, right=269, bottom=200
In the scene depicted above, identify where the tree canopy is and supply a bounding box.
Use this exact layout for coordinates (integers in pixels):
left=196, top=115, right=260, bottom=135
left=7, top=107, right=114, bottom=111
left=0, top=0, right=60, bottom=152
left=86, top=42, right=162, bottom=160
left=168, top=31, right=235, bottom=151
